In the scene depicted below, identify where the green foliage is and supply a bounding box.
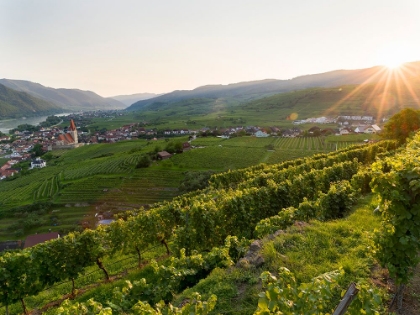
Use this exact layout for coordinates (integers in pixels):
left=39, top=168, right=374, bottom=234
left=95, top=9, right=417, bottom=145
left=381, top=108, right=420, bottom=144
left=39, top=116, right=61, bottom=128
left=255, top=207, right=297, bottom=238
left=255, top=179, right=358, bottom=239
left=178, top=171, right=215, bottom=194
left=44, top=290, right=216, bottom=315
left=136, top=155, right=152, bottom=168
left=0, top=251, right=41, bottom=311
left=255, top=268, right=383, bottom=315
left=255, top=267, right=341, bottom=314
left=318, top=180, right=357, bottom=220
left=371, top=131, right=420, bottom=285
left=0, top=140, right=398, bottom=313
left=350, top=168, right=373, bottom=194
left=31, top=143, right=45, bottom=157
left=165, top=141, right=183, bottom=154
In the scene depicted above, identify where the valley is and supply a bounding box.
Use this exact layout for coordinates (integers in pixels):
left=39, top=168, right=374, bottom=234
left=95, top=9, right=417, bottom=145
left=0, top=62, right=419, bottom=314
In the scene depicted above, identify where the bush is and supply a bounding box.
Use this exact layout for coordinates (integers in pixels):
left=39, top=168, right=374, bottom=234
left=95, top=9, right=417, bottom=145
left=179, top=171, right=216, bottom=194
left=318, top=181, right=357, bottom=220
left=136, top=155, right=151, bottom=168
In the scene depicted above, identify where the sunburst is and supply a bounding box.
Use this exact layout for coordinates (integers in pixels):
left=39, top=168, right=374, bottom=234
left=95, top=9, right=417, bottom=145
left=322, top=60, right=420, bottom=122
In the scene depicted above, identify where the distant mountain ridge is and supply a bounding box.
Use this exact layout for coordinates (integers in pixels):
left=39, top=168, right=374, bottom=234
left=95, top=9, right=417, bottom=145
left=0, top=83, right=62, bottom=118
left=109, top=93, right=164, bottom=106
left=127, top=62, right=420, bottom=112
left=0, top=79, right=126, bottom=112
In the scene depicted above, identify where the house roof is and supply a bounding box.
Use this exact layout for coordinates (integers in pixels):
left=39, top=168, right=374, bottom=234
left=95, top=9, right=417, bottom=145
left=69, top=119, right=77, bottom=131
left=24, top=232, right=60, bottom=248
left=96, top=219, right=115, bottom=227
left=157, top=151, right=172, bottom=158
left=57, top=133, right=75, bottom=144
left=32, top=158, right=45, bottom=164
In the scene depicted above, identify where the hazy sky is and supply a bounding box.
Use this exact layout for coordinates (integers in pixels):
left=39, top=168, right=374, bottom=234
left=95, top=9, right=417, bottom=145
left=1, top=0, right=420, bottom=97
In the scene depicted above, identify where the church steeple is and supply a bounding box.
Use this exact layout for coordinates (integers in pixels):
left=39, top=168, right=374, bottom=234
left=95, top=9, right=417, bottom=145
left=68, top=119, right=78, bottom=143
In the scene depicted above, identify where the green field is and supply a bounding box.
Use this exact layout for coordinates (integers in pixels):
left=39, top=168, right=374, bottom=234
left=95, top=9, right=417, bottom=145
left=0, top=135, right=367, bottom=241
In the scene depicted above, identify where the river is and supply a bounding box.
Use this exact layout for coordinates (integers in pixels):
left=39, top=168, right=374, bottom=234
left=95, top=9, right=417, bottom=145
left=0, top=113, right=73, bottom=134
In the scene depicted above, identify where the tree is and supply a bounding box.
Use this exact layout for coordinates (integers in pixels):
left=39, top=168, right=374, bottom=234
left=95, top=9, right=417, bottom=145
left=179, top=171, right=215, bottom=194
left=381, top=108, right=420, bottom=144
left=31, top=143, right=44, bottom=157
left=0, top=251, right=41, bottom=315
left=136, top=155, right=151, bottom=168
left=165, top=141, right=183, bottom=154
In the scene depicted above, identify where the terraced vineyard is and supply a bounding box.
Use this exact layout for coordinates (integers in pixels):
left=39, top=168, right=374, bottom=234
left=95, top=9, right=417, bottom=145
left=0, top=135, right=367, bottom=241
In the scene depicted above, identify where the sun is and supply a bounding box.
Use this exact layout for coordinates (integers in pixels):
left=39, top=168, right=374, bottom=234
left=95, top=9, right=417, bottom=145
left=383, top=58, right=404, bottom=70
left=377, top=43, right=411, bottom=70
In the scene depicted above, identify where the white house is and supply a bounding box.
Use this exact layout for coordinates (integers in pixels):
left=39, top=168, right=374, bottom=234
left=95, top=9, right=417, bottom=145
left=364, top=125, right=381, bottom=134
left=31, top=157, right=46, bottom=169
left=340, top=128, right=352, bottom=135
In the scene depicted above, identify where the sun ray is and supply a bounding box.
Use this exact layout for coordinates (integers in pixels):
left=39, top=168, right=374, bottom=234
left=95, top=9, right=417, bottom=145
left=397, top=69, right=420, bottom=108
left=376, top=67, right=394, bottom=122
left=394, top=68, right=404, bottom=112
left=322, top=67, right=388, bottom=117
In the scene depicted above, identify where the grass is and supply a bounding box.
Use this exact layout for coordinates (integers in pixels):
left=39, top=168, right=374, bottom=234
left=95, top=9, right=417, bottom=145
left=171, top=194, right=387, bottom=314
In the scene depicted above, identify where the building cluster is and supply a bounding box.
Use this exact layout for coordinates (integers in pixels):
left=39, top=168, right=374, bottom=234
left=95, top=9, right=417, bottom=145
left=0, top=112, right=384, bottom=179
left=293, top=115, right=374, bottom=125
left=0, top=119, right=80, bottom=179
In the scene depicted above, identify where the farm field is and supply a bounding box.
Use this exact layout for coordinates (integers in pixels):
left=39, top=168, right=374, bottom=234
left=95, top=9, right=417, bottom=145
left=0, top=139, right=401, bottom=314
left=0, top=134, right=366, bottom=241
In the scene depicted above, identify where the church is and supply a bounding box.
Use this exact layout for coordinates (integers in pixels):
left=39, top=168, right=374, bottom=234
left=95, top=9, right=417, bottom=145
left=55, top=119, right=83, bottom=149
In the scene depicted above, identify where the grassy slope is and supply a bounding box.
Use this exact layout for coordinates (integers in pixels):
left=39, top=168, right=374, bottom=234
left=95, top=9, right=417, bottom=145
left=172, top=194, right=386, bottom=314
left=118, top=77, right=420, bottom=130
left=0, top=135, right=369, bottom=242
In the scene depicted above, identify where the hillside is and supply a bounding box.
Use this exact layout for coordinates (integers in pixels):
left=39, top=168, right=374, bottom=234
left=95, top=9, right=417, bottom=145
left=242, top=76, right=420, bottom=121
left=0, top=79, right=126, bottom=112
left=108, top=92, right=163, bottom=106
left=124, top=63, right=420, bottom=128
left=0, top=140, right=401, bottom=314
left=0, top=83, right=62, bottom=118
left=126, top=62, right=420, bottom=112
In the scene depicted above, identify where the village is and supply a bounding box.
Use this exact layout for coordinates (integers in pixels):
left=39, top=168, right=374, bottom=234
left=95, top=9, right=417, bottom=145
left=0, top=112, right=382, bottom=180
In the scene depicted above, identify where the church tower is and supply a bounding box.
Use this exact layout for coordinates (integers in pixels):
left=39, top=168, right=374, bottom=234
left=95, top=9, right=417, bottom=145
left=68, top=119, right=78, bottom=144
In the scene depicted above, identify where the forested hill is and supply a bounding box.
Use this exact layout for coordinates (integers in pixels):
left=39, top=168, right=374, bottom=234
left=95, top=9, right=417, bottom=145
left=126, top=62, right=420, bottom=112
left=0, top=79, right=126, bottom=112
left=0, top=83, right=62, bottom=118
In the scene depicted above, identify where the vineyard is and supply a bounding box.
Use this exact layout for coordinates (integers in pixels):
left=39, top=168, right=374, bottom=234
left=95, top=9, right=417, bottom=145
left=2, top=137, right=416, bottom=314
left=0, top=134, right=374, bottom=244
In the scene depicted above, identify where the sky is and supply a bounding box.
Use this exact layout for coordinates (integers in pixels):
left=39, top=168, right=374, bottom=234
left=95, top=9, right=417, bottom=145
left=1, top=0, right=420, bottom=97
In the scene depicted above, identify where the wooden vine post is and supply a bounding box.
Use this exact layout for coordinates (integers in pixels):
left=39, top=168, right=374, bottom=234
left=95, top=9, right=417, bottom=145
left=333, top=283, right=359, bottom=315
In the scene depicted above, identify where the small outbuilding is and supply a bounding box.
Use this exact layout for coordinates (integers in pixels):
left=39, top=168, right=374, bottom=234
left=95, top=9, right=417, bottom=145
left=157, top=151, right=172, bottom=160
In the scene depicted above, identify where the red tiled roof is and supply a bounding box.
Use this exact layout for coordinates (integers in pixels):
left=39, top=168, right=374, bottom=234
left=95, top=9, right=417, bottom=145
left=69, top=119, right=77, bottom=131
left=24, top=232, right=60, bottom=248
left=57, top=133, right=75, bottom=144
